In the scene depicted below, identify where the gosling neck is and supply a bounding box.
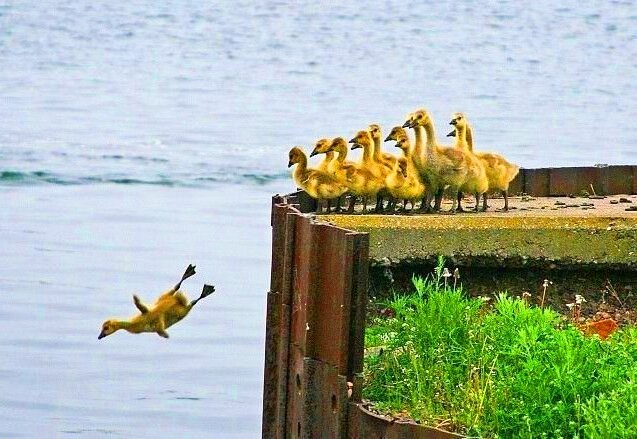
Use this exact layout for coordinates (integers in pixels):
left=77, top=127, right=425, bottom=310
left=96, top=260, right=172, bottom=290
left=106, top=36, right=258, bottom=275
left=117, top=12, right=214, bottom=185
left=412, top=125, right=425, bottom=163
left=115, top=320, right=133, bottom=332
left=293, top=153, right=309, bottom=180
left=335, top=145, right=348, bottom=163
left=400, top=139, right=412, bottom=158
left=465, top=125, right=474, bottom=152
left=372, top=137, right=383, bottom=162
left=323, top=150, right=335, bottom=164
left=422, top=120, right=438, bottom=158
left=455, top=125, right=470, bottom=150
left=361, top=142, right=374, bottom=163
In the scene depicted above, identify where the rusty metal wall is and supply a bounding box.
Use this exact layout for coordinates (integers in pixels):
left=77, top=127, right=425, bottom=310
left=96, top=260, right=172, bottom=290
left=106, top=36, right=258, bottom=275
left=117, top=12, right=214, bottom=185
left=509, top=165, right=637, bottom=196
left=263, top=196, right=297, bottom=438
left=348, top=405, right=465, bottom=439
left=263, top=194, right=371, bottom=438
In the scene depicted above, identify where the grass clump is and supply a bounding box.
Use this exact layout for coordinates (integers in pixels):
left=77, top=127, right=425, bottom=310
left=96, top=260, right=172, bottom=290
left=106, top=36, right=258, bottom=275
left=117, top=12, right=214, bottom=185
left=364, top=259, right=637, bottom=438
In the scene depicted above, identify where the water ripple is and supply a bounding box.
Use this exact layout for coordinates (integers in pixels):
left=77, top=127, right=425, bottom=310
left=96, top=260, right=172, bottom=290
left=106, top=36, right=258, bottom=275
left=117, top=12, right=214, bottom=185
left=0, top=168, right=289, bottom=187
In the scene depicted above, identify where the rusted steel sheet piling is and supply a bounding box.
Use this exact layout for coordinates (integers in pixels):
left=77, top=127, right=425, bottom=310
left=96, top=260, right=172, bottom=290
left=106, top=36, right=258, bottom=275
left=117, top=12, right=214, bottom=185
left=509, top=165, right=637, bottom=196
left=263, top=166, right=637, bottom=438
left=349, top=405, right=465, bottom=439
left=264, top=192, right=372, bottom=438
left=263, top=193, right=463, bottom=438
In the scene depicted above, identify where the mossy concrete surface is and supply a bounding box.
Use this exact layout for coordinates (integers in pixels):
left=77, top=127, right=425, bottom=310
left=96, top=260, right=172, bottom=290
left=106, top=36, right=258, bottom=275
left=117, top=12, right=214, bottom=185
left=322, top=198, right=637, bottom=269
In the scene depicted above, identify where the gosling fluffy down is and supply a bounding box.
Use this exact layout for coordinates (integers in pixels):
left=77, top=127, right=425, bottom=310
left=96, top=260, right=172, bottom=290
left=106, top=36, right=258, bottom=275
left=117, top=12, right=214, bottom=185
left=448, top=113, right=520, bottom=210
left=288, top=146, right=348, bottom=213
left=98, top=264, right=215, bottom=340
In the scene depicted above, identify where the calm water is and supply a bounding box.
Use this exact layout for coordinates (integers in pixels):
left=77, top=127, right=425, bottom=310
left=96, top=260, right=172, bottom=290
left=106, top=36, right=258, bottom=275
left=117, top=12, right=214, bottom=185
left=0, top=0, right=636, bottom=437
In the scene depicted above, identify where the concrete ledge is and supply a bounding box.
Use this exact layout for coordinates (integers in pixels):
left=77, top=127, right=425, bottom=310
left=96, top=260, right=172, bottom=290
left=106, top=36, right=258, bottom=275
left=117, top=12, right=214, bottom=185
left=323, top=196, right=637, bottom=270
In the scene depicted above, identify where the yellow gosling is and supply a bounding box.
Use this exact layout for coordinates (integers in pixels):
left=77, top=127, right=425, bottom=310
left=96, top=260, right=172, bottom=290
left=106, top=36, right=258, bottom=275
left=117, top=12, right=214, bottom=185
left=98, top=264, right=214, bottom=340
left=325, top=137, right=359, bottom=213
left=368, top=124, right=397, bottom=212
left=386, top=129, right=426, bottom=209
left=348, top=130, right=386, bottom=213
left=384, top=126, right=409, bottom=146
left=385, top=137, right=426, bottom=210
left=402, top=112, right=437, bottom=211
left=408, top=108, right=487, bottom=212
left=368, top=124, right=398, bottom=169
left=317, top=137, right=350, bottom=211
left=449, top=113, right=489, bottom=212
left=310, top=138, right=334, bottom=173
left=448, top=114, right=520, bottom=211
left=327, top=137, right=356, bottom=180
left=288, top=146, right=347, bottom=213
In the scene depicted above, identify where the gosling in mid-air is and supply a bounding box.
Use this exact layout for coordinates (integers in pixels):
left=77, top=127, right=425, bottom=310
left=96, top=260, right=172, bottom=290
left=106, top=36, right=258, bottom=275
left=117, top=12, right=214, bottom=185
left=98, top=264, right=215, bottom=340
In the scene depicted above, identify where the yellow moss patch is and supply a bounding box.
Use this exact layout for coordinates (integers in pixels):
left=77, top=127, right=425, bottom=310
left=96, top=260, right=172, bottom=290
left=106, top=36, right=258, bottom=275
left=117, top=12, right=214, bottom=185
left=321, top=213, right=637, bottom=267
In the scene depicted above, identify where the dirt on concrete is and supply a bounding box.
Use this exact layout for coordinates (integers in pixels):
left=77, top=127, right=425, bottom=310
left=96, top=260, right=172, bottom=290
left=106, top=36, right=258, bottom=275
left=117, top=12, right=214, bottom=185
left=323, top=193, right=637, bottom=218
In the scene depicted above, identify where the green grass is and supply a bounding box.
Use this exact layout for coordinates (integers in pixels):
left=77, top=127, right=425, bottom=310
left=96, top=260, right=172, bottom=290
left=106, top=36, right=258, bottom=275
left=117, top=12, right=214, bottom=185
left=364, top=260, right=637, bottom=438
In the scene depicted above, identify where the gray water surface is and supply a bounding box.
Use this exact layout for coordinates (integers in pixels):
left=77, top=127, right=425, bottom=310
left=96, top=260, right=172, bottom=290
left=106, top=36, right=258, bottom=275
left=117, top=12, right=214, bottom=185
left=0, top=184, right=274, bottom=437
left=0, top=0, right=636, bottom=437
left=1, top=0, right=636, bottom=185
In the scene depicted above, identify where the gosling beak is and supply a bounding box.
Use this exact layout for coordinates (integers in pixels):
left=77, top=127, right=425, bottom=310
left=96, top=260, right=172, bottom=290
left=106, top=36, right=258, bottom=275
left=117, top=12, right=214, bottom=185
left=309, top=149, right=319, bottom=157
left=287, top=161, right=293, bottom=168
left=402, top=120, right=412, bottom=128
left=394, top=142, right=401, bottom=148
left=98, top=331, right=106, bottom=340
left=449, top=119, right=457, bottom=126
left=348, top=138, right=361, bottom=149
left=383, top=135, right=392, bottom=142
left=446, top=130, right=456, bottom=138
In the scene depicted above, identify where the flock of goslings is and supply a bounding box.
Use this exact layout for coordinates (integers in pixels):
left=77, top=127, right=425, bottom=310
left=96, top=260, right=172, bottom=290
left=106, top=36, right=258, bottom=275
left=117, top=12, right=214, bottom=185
left=287, top=108, right=520, bottom=214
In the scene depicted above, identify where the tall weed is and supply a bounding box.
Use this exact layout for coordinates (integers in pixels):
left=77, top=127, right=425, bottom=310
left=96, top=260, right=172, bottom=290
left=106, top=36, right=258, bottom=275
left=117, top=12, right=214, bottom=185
left=364, top=261, right=637, bottom=437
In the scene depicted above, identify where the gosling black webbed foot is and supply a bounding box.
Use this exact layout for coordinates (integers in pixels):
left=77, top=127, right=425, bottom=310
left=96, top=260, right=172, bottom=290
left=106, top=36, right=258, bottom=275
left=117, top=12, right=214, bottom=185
left=175, top=264, right=196, bottom=290
left=191, top=284, right=215, bottom=307
left=182, top=264, right=196, bottom=280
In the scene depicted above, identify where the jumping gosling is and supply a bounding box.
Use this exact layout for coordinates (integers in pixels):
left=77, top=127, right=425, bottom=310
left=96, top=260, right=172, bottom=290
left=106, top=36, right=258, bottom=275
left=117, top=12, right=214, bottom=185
left=98, top=264, right=215, bottom=340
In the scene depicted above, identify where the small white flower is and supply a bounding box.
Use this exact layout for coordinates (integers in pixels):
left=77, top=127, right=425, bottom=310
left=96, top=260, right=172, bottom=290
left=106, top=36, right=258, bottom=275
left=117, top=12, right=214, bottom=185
left=453, top=268, right=460, bottom=279
left=566, top=303, right=575, bottom=310
left=442, top=267, right=452, bottom=278
left=575, top=294, right=587, bottom=305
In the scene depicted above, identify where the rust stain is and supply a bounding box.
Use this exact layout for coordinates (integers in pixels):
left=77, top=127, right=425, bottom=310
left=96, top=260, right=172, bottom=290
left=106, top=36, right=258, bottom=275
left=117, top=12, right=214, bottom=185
left=581, top=319, right=619, bottom=340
